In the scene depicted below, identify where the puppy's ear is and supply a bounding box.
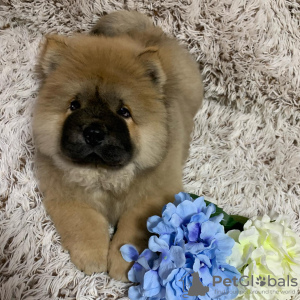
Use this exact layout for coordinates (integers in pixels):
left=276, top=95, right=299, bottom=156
left=38, top=35, right=69, bottom=78
left=137, top=47, right=166, bottom=89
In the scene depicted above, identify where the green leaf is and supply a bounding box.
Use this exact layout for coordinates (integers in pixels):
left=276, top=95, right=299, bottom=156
left=189, top=194, right=248, bottom=232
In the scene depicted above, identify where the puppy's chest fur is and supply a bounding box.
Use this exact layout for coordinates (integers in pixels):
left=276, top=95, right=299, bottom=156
left=86, top=189, right=125, bottom=225
left=62, top=160, right=136, bottom=193
left=66, top=164, right=138, bottom=223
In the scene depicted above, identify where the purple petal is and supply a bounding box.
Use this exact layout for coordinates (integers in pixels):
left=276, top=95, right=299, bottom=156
left=200, top=221, right=223, bottom=241
left=199, top=265, right=213, bottom=286
left=120, top=244, right=139, bottom=262
left=176, top=200, right=198, bottom=222
left=143, top=270, right=161, bottom=297
left=152, top=257, right=161, bottom=270
left=197, top=254, right=212, bottom=268
left=128, top=285, right=146, bottom=300
left=193, top=257, right=201, bottom=272
left=187, top=222, right=200, bottom=242
left=185, top=242, right=206, bottom=254
left=210, top=213, right=224, bottom=224
left=162, top=203, right=176, bottom=221
left=159, top=233, right=174, bottom=246
left=165, top=282, right=178, bottom=300
left=193, top=196, right=207, bottom=212
left=163, top=268, right=180, bottom=284
left=147, top=216, right=175, bottom=234
left=158, top=259, right=176, bottom=280
left=205, top=203, right=216, bottom=217
left=140, top=248, right=158, bottom=260
left=169, top=213, right=183, bottom=227
left=174, top=192, right=193, bottom=206
left=136, top=256, right=151, bottom=271
left=147, top=215, right=161, bottom=231
left=174, top=227, right=184, bottom=245
left=148, top=236, right=169, bottom=253
left=128, top=262, right=145, bottom=283
left=190, top=212, right=209, bottom=224
left=214, top=233, right=235, bottom=262
left=170, top=246, right=185, bottom=267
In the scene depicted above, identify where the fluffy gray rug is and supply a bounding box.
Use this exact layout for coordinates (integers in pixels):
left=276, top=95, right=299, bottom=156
left=1, top=0, right=300, bottom=299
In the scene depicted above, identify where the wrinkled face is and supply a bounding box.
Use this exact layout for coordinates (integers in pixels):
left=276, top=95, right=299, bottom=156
left=60, top=85, right=133, bottom=168
left=33, top=34, right=168, bottom=172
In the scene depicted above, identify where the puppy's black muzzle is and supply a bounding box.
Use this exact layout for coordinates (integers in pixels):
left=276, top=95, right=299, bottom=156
left=61, top=108, right=133, bottom=168
left=83, top=123, right=105, bottom=146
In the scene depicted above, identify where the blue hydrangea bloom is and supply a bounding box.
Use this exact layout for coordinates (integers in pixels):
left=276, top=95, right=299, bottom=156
left=121, top=193, right=240, bottom=300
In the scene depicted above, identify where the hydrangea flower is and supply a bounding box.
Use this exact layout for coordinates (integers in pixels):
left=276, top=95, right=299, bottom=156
left=227, top=215, right=300, bottom=299
left=121, top=193, right=240, bottom=300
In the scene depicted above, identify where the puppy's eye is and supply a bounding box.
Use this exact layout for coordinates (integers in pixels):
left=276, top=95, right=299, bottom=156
left=70, top=100, right=81, bottom=111
left=117, top=107, right=131, bottom=119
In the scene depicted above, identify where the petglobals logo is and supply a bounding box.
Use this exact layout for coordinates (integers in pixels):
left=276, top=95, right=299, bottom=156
left=179, top=272, right=209, bottom=298
left=179, top=272, right=298, bottom=298
left=213, top=274, right=298, bottom=288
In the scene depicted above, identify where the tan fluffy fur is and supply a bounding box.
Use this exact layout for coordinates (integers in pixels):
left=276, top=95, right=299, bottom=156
left=33, top=11, right=203, bottom=281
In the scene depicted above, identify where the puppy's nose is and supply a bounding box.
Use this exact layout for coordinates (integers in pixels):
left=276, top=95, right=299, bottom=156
left=83, top=124, right=105, bottom=146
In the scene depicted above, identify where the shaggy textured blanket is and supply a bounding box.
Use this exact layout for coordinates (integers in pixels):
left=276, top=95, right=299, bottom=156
left=1, top=0, right=300, bottom=299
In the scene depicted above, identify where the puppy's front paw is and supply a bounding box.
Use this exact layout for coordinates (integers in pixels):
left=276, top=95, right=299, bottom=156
left=68, top=244, right=108, bottom=275
left=107, top=243, right=133, bottom=282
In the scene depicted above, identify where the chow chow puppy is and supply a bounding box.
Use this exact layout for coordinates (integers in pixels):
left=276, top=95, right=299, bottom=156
left=33, top=10, right=203, bottom=281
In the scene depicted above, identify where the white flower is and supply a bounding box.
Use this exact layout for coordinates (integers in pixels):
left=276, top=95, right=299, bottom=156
left=227, top=215, right=300, bottom=300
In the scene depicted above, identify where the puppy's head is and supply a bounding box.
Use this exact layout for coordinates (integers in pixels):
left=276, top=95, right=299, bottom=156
left=33, top=34, right=168, bottom=173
